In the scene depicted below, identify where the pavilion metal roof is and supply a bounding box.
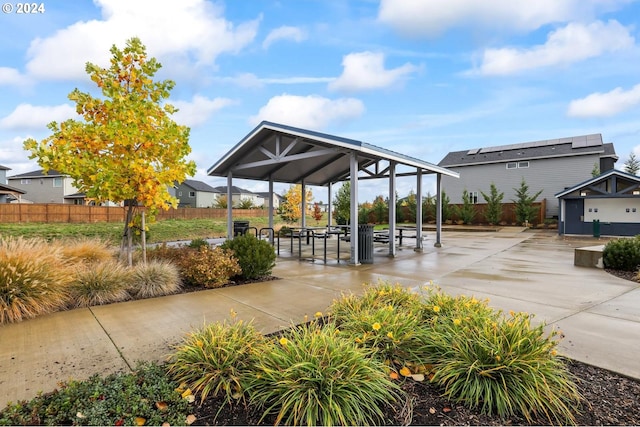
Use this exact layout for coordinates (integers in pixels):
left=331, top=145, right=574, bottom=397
left=207, top=121, right=458, bottom=186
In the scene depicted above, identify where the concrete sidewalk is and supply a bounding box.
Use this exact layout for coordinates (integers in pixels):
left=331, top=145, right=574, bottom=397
left=1, top=229, right=639, bottom=408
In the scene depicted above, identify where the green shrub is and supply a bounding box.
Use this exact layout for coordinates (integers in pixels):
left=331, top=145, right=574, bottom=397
left=168, top=319, right=264, bottom=411
left=220, top=234, right=276, bottom=280
left=420, top=291, right=581, bottom=424
left=0, top=237, right=71, bottom=324
left=0, top=362, right=191, bottom=426
left=187, top=238, right=210, bottom=249
left=68, top=260, right=131, bottom=307
left=129, top=260, right=182, bottom=299
left=245, top=321, right=401, bottom=426
left=603, top=237, right=640, bottom=271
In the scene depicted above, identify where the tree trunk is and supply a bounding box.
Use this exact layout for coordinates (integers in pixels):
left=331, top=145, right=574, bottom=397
left=120, top=202, right=136, bottom=266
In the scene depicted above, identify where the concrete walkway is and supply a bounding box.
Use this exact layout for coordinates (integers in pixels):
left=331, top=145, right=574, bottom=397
left=1, top=229, right=639, bottom=408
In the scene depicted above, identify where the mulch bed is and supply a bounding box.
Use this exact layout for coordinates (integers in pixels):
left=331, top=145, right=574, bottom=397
left=190, top=357, right=640, bottom=426
left=186, top=268, right=640, bottom=426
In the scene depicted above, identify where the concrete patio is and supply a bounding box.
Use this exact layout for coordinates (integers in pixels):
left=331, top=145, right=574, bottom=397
left=1, top=228, right=639, bottom=408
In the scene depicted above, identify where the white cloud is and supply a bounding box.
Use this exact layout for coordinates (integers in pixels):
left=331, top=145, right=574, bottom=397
left=476, top=20, right=634, bottom=76
left=567, top=84, right=640, bottom=118
left=0, top=67, right=30, bottom=86
left=171, top=95, right=236, bottom=127
left=328, top=51, right=419, bottom=92
left=0, top=103, right=77, bottom=130
left=377, top=0, right=630, bottom=37
left=249, top=94, right=365, bottom=129
left=25, top=0, right=259, bottom=81
left=262, top=26, right=306, bottom=49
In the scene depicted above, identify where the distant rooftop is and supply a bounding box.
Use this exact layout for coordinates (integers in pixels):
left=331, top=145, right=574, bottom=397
left=439, top=134, right=617, bottom=168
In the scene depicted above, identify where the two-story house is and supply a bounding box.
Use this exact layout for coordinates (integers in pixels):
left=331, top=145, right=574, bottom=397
left=7, top=169, right=82, bottom=204
left=176, top=179, right=218, bottom=208
left=213, top=186, right=261, bottom=208
left=0, top=165, right=26, bottom=203
left=437, top=134, right=618, bottom=218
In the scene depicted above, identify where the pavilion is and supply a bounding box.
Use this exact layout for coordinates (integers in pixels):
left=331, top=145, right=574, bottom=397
left=207, top=121, right=459, bottom=264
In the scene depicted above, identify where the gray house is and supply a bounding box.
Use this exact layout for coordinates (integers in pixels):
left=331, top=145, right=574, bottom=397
left=0, top=165, right=26, bottom=203
left=556, top=169, right=640, bottom=236
left=213, top=186, right=261, bottom=208
left=438, top=134, right=618, bottom=218
left=255, top=191, right=283, bottom=210
left=176, top=179, right=218, bottom=208
left=7, top=169, right=81, bottom=204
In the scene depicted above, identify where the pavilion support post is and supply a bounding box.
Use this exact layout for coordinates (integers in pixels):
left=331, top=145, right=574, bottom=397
left=350, top=152, right=359, bottom=265
left=268, top=177, right=274, bottom=230
left=415, top=169, right=423, bottom=251
left=435, top=173, right=442, bottom=247
left=227, top=172, right=233, bottom=241
left=301, top=180, right=307, bottom=228
left=388, top=161, right=396, bottom=257
left=327, top=182, right=333, bottom=227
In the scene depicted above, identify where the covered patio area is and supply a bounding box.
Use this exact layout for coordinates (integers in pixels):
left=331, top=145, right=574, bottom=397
left=207, top=121, right=459, bottom=264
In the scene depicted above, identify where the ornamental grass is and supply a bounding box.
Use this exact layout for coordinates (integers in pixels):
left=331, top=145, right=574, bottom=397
left=421, top=290, right=582, bottom=425
left=0, top=236, right=71, bottom=324
left=56, top=237, right=116, bottom=265
left=244, top=321, right=401, bottom=426
left=168, top=318, right=264, bottom=411
left=129, top=260, right=182, bottom=299
left=67, top=259, right=131, bottom=308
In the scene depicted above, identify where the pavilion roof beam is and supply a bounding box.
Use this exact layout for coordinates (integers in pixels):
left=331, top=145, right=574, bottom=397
left=290, top=153, right=346, bottom=184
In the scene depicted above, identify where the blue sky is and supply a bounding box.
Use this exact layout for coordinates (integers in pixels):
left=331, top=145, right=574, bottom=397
left=2, top=0, right=640, bottom=202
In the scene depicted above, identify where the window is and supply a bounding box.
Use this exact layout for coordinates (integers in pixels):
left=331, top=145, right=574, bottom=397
left=471, top=191, right=479, bottom=204
left=189, top=191, right=195, bottom=198
left=507, top=161, right=529, bottom=169
left=20, top=179, right=31, bottom=184
left=53, top=177, right=63, bottom=187
left=178, top=191, right=182, bottom=196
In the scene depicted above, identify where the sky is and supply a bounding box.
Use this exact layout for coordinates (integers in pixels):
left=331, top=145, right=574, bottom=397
left=2, top=0, right=640, bottom=203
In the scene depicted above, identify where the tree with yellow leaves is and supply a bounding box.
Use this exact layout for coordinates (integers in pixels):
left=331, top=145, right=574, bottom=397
left=279, top=184, right=313, bottom=223
left=24, top=38, right=196, bottom=264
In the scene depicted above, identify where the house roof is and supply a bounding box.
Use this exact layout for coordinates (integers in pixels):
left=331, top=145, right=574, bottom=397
left=181, top=179, right=218, bottom=193
left=207, top=121, right=458, bottom=186
left=0, top=165, right=10, bottom=171
left=213, top=185, right=256, bottom=195
left=0, top=183, right=26, bottom=194
left=255, top=191, right=283, bottom=199
left=438, top=134, right=618, bottom=168
left=8, top=168, right=66, bottom=178
left=555, top=169, right=640, bottom=198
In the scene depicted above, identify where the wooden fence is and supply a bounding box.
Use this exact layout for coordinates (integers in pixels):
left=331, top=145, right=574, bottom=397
left=0, top=204, right=268, bottom=223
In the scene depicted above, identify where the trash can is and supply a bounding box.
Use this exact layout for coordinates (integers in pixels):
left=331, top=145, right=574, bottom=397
left=592, top=219, right=601, bottom=238
left=358, top=224, right=374, bottom=264
left=233, top=220, right=250, bottom=237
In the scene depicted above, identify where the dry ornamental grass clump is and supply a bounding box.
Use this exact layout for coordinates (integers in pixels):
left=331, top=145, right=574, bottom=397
left=129, top=260, right=182, bottom=299
left=67, top=259, right=131, bottom=308
left=0, top=236, right=71, bottom=324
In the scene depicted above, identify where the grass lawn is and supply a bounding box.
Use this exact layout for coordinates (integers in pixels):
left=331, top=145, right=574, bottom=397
left=0, top=214, right=333, bottom=244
